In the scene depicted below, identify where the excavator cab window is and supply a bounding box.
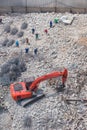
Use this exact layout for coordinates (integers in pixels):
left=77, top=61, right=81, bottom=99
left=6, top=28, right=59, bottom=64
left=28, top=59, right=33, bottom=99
left=14, top=83, right=23, bottom=91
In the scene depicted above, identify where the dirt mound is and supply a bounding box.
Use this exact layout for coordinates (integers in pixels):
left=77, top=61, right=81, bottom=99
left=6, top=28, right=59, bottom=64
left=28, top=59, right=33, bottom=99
left=77, top=37, right=87, bottom=46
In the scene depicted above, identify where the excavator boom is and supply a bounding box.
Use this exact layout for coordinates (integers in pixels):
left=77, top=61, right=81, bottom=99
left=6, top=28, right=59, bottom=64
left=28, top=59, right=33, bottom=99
left=29, top=68, right=68, bottom=91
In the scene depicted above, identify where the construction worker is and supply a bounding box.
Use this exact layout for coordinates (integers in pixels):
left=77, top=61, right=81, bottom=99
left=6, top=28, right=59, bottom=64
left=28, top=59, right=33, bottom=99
left=50, top=21, right=53, bottom=28
left=26, top=38, right=30, bottom=45
left=34, top=48, right=38, bottom=55
left=25, top=48, right=29, bottom=53
left=44, top=29, right=48, bottom=34
left=0, top=18, right=2, bottom=23
left=35, top=33, right=39, bottom=40
left=15, top=40, right=19, bottom=47
left=32, top=28, right=35, bottom=34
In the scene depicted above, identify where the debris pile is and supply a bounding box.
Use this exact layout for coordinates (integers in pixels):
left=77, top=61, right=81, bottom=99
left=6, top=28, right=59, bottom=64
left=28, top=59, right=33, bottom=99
left=11, top=27, right=18, bottom=35
left=2, top=39, right=9, bottom=46
left=4, top=25, right=11, bottom=33
left=2, top=39, right=15, bottom=47
left=0, top=57, right=26, bottom=85
left=76, top=69, right=87, bottom=93
left=21, top=22, right=28, bottom=30
left=17, top=31, right=24, bottom=38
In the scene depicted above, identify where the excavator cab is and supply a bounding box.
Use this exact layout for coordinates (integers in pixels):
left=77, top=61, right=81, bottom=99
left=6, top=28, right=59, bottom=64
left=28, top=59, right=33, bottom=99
left=24, top=77, right=35, bottom=90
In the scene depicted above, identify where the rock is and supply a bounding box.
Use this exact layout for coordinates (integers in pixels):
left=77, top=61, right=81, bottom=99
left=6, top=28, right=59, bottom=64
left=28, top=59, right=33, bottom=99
left=10, top=64, right=18, bottom=71
left=0, top=71, right=3, bottom=77
left=52, top=55, right=57, bottom=59
left=10, top=64, right=21, bottom=76
left=60, top=15, right=74, bottom=25
left=8, top=20, right=13, bottom=25
left=19, top=62, right=27, bottom=72
left=8, top=57, right=19, bottom=65
left=21, top=22, right=28, bottom=29
left=51, top=51, right=57, bottom=55
left=11, top=27, right=18, bottom=35
left=2, top=39, right=15, bottom=47
left=4, top=25, right=11, bottom=33
left=0, top=18, right=2, bottom=23
left=0, top=96, right=3, bottom=99
left=0, top=73, right=10, bottom=85
left=23, top=116, right=32, bottom=128
left=17, top=31, right=24, bottom=38
left=9, top=71, right=16, bottom=81
left=0, top=105, right=8, bottom=114
left=12, top=123, right=16, bottom=128
left=1, top=63, right=10, bottom=74
left=21, top=38, right=26, bottom=43
left=6, top=39, right=15, bottom=47
left=2, top=39, right=9, bottom=46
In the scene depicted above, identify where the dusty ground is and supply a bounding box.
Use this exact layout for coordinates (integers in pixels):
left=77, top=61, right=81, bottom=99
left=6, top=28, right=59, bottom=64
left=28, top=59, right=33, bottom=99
left=0, top=12, right=87, bottom=130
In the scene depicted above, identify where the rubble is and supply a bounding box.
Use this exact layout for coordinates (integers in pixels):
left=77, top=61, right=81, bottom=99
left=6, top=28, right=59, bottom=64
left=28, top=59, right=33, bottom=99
left=0, top=13, right=87, bottom=130
left=60, top=15, right=74, bottom=25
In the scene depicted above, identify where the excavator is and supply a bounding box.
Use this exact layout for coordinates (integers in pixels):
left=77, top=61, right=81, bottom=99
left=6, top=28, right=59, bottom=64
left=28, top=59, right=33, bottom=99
left=10, top=68, right=68, bottom=106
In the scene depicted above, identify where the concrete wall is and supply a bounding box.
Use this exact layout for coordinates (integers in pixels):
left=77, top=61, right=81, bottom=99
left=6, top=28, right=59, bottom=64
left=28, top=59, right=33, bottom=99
left=0, top=0, right=87, bottom=13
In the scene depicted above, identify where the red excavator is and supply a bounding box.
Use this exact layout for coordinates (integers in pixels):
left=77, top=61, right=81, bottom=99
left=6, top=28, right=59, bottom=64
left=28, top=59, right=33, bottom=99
left=10, top=68, right=68, bottom=106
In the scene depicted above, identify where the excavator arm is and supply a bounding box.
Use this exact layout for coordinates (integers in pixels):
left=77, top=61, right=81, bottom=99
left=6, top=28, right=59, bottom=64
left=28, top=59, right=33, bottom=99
left=29, top=69, right=68, bottom=91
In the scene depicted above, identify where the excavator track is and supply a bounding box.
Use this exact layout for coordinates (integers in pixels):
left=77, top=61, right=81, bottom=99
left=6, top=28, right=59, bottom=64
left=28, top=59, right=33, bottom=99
left=21, top=94, right=45, bottom=107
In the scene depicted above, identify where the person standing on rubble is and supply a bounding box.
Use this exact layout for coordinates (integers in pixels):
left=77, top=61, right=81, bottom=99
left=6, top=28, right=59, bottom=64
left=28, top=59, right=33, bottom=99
left=34, top=48, right=38, bottom=55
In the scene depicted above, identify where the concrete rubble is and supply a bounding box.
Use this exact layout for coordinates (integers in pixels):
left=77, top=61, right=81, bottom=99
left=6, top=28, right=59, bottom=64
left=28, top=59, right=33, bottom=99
left=60, top=15, right=74, bottom=25
left=0, top=12, right=87, bottom=130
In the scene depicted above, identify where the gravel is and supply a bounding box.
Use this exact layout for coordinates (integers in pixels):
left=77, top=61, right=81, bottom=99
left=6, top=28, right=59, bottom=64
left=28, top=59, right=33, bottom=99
left=0, top=12, right=87, bottom=130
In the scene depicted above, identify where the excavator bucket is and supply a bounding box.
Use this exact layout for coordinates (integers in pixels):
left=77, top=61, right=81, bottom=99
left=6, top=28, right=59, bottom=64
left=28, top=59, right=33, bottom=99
left=20, top=93, right=45, bottom=107
left=56, top=86, right=65, bottom=92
